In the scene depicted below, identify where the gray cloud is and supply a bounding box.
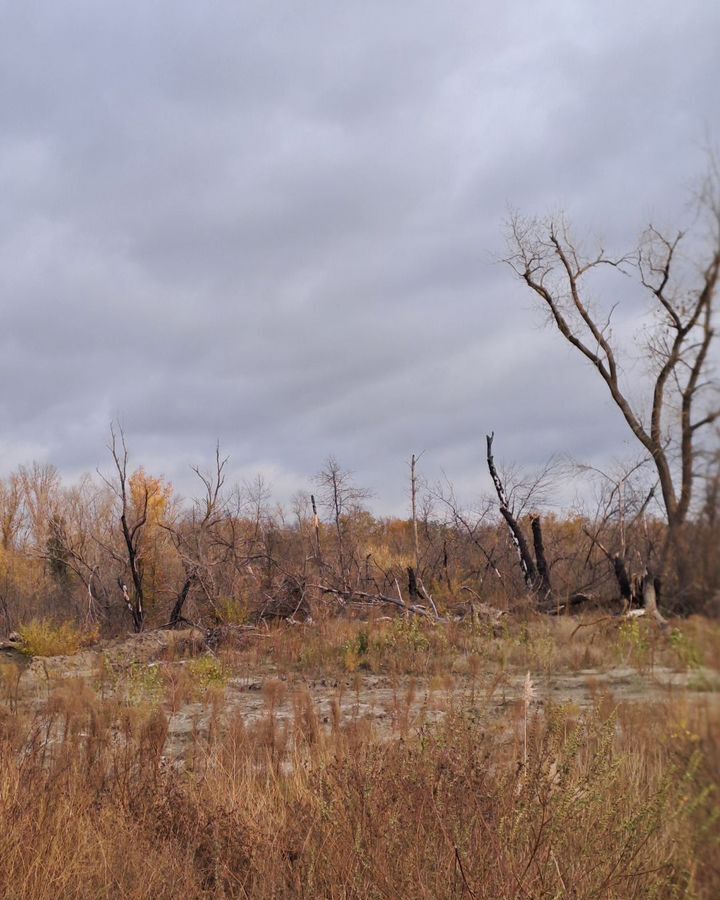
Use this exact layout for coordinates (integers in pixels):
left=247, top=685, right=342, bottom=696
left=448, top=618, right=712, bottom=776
left=1, top=0, right=718, bottom=513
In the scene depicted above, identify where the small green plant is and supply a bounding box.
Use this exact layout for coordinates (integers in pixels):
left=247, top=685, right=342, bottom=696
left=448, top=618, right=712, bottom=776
left=187, top=655, right=229, bottom=689
left=618, top=618, right=650, bottom=668
left=670, top=628, right=703, bottom=671
left=17, top=619, right=94, bottom=657
left=126, top=662, right=165, bottom=702
left=342, top=629, right=370, bottom=672
left=385, top=617, right=431, bottom=653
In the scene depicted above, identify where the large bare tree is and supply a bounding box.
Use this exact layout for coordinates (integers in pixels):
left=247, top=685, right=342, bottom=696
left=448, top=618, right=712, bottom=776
left=506, top=169, right=719, bottom=600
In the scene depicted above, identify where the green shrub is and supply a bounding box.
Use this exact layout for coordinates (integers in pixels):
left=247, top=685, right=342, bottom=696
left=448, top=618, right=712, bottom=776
left=186, top=655, right=229, bottom=689
left=617, top=618, right=650, bottom=668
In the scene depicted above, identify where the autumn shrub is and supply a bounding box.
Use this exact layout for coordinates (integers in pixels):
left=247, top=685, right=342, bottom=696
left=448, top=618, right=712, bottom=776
left=16, top=618, right=94, bottom=657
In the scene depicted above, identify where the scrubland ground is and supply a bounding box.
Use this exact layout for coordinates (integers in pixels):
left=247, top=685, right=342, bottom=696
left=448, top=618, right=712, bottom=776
left=0, top=614, right=719, bottom=899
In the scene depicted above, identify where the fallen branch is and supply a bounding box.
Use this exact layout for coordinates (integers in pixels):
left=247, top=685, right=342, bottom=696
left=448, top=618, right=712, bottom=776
left=313, top=583, right=441, bottom=620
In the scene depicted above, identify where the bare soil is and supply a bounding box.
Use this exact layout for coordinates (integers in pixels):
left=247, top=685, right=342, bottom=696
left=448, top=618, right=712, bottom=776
left=3, top=627, right=717, bottom=762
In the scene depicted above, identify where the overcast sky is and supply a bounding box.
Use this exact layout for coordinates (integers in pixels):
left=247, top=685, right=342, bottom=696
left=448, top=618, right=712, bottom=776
left=1, top=1, right=719, bottom=513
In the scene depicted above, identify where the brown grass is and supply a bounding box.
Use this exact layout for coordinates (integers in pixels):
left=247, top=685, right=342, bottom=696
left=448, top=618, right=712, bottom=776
left=222, top=612, right=720, bottom=680
left=0, top=615, right=718, bottom=897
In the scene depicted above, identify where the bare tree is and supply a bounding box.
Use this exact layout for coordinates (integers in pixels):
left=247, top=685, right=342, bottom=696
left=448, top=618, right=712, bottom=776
left=0, top=474, right=23, bottom=551
left=35, top=478, right=113, bottom=623
left=506, top=170, right=719, bottom=600
left=578, top=458, right=658, bottom=609
left=429, top=477, right=502, bottom=595
left=410, top=452, right=422, bottom=573
left=18, top=462, right=61, bottom=550
left=405, top=452, right=439, bottom=615
left=314, top=456, right=370, bottom=591
left=164, top=445, right=228, bottom=627
left=101, top=425, right=159, bottom=632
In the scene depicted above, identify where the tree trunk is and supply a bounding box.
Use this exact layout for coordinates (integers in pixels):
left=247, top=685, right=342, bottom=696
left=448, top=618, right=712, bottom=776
left=530, top=515, right=552, bottom=598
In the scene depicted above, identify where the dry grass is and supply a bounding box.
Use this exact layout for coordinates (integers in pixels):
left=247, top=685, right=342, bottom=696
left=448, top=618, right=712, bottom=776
left=0, top=614, right=718, bottom=898
left=225, top=612, right=720, bottom=680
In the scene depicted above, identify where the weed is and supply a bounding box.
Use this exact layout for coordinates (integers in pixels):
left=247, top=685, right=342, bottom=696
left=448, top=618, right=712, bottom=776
left=125, top=662, right=165, bottom=703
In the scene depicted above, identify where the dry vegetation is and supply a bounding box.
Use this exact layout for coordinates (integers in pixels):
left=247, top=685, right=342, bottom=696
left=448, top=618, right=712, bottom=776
left=1, top=161, right=718, bottom=898
left=0, top=615, right=717, bottom=898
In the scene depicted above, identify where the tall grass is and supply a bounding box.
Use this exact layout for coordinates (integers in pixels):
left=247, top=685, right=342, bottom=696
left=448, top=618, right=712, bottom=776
left=0, top=670, right=717, bottom=898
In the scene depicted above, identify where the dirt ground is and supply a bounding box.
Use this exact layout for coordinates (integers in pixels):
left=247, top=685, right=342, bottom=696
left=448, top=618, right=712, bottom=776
left=4, top=627, right=718, bottom=762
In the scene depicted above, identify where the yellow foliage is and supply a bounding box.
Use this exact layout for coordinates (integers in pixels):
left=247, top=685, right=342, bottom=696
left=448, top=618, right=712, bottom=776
left=17, top=619, right=96, bottom=657
left=365, top=544, right=413, bottom=572
left=128, top=468, right=174, bottom=608
left=0, top=545, right=45, bottom=595
left=129, top=467, right=172, bottom=526
left=186, top=655, right=229, bottom=689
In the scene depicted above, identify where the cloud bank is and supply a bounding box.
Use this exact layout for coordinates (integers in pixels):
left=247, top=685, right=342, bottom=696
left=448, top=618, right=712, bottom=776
left=1, top=1, right=718, bottom=512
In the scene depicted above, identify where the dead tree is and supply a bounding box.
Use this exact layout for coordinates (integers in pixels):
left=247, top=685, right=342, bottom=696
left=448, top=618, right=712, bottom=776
left=314, top=456, right=370, bottom=593
left=410, top=453, right=422, bottom=573
left=406, top=453, right=439, bottom=616
left=486, top=433, right=551, bottom=601
left=530, top=514, right=552, bottom=598
left=506, top=169, right=719, bottom=601
left=583, top=528, right=642, bottom=611
left=576, top=457, right=661, bottom=611
left=430, top=480, right=503, bottom=597
left=310, top=493, right=321, bottom=561
left=103, top=425, right=155, bottom=632
left=165, top=445, right=228, bottom=627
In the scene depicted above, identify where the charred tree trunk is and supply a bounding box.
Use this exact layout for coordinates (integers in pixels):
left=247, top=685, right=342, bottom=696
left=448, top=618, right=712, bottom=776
left=641, top=569, right=668, bottom=625
left=487, top=433, right=539, bottom=589
left=407, top=565, right=440, bottom=617
left=310, top=494, right=321, bottom=562
left=119, top=512, right=145, bottom=632
left=407, top=566, right=421, bottom=603
left=442, top=537, right=453, bottom=592
left=530, top=515, right=552, bottom=598
left=169, top=575, right=193, bottom=627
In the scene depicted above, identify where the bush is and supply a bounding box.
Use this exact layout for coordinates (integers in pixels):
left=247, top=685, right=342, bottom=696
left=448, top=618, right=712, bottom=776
left=186, top=655, right=229, bottom=689
left=217, top=596, right=250, bottom=625
left=17, top=619, right=94, bottom=657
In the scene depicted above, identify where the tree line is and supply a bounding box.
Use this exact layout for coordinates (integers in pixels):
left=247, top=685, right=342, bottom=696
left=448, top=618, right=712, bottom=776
left=1, top=162, right=718, bottom=634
